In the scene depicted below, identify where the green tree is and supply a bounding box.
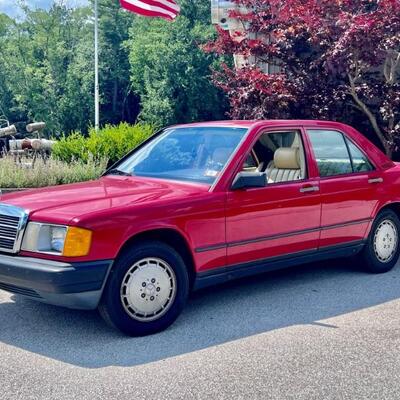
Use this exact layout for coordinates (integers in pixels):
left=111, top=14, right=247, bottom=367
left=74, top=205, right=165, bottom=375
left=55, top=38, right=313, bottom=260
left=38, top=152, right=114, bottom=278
left=0, top=0, right=228, bottom=134
left=127, top=0, right=228, bottom=127
left=0, top=13, right=17, bottom=122
left=96, top=0, right=137, bottom=125
left=0, top=5, right=94, bottom=133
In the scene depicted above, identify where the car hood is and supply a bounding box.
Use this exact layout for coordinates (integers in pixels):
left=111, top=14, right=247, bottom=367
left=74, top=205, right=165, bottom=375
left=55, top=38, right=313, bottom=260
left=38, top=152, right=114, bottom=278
left=0, top=176, right=209, bottom=224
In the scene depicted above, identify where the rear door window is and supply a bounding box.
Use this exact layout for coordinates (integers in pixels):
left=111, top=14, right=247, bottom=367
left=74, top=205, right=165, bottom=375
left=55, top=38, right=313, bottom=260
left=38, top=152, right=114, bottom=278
left=308, top=129, right=375, bottom=177
left=307, top=130, right=352, bottom=177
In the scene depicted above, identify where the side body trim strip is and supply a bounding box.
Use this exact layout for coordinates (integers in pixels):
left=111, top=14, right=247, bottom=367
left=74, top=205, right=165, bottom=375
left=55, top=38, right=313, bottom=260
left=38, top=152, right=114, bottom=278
left=195, top=218, right=372, bottom=253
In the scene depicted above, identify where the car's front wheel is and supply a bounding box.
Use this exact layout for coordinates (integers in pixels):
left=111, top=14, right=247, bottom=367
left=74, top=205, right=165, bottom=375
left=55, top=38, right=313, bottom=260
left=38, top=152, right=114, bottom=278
left=99, top=241, right=189, bottom=336
left=361, top=209, right=400, bottom=273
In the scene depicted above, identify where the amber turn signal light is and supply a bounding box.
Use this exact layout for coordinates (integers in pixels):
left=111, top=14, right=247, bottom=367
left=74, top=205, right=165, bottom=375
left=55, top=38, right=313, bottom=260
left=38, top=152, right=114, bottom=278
left=63, top=227, right=92, bottom=257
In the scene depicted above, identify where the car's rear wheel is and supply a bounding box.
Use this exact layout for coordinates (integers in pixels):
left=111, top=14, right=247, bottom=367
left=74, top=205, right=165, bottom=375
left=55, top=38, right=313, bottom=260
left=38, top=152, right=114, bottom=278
left=99, top=241, right=189, bottom=336
left=361, top=209, right=400, bottom=273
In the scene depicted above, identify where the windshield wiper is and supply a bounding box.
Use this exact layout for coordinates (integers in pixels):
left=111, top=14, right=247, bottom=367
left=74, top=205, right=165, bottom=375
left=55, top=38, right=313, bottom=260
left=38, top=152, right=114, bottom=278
left=106, top=168, right=132, bottom=176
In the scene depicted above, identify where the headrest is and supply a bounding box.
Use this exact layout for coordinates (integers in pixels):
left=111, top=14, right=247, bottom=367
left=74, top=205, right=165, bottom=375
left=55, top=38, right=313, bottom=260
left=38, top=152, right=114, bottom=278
left=274, top=147, right=300, bottom=169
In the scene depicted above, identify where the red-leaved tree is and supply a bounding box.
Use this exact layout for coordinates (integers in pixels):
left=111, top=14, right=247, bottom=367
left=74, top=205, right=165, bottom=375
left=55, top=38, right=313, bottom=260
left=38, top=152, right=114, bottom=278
left=206, top=0, right=400, bottom=158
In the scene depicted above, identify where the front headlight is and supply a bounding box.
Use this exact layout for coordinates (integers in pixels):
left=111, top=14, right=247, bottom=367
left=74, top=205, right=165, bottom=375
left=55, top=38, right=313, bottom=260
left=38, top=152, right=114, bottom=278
left=21, top=223, right=92, bottom=257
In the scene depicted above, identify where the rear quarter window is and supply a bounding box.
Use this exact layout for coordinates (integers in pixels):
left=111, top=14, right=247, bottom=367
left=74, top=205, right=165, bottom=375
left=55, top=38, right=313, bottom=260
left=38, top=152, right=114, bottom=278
left=346, top=138, right=374, bottom=172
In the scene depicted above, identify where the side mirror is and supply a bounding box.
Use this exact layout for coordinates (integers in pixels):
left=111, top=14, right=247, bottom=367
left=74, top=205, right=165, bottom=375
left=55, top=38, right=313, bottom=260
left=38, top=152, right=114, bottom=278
left=231, top=171, right=266, bottom=190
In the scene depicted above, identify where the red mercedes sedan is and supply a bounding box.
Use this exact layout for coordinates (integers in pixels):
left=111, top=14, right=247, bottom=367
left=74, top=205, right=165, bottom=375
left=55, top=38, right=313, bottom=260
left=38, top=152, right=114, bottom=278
left=0, top=120, right=399, bottom=336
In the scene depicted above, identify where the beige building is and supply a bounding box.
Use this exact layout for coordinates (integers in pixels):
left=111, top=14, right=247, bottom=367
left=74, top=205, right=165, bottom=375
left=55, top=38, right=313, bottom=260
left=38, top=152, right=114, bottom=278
left=211, top=0, right=280, bottom=73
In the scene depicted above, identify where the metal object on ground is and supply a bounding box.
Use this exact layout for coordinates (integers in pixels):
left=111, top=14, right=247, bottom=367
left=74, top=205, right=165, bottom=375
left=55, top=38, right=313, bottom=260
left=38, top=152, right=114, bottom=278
left=26, top=122, right=46, bottom=133
left=1, top=120, right=54, bottom=167
left=0, top=125, right=17, bottom=138
left=9, top=139, right=32, bottom=151
left=30, top=139, right=56, bottom=151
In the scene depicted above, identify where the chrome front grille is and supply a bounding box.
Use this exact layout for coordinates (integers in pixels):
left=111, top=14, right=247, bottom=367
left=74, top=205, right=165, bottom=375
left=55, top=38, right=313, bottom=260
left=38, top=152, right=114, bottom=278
left=0, top=215, right=19, bottom=250
left=0, top=204, right=28, bottom=253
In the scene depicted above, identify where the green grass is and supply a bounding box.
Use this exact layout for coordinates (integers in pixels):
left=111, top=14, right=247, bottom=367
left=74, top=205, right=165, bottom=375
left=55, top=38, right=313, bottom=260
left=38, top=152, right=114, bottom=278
left=0, top=156, right=107, bottom=189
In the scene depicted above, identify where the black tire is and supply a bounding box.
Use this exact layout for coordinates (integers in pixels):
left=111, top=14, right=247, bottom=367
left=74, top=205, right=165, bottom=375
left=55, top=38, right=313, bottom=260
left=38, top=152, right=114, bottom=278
left=360, top=209, right=400, bottom=273
left=99, top=240, right=189, bottom=336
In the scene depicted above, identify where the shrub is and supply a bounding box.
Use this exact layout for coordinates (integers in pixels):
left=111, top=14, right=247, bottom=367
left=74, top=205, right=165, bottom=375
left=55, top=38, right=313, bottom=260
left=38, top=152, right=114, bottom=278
left=52, top=123, right=154, bottom=163
left=0, top=156, right=107, bottom=189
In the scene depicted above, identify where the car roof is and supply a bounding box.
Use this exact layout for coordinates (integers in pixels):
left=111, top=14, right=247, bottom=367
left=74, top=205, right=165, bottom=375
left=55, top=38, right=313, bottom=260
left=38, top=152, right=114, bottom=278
left=170, top=120, right=352, bottom=130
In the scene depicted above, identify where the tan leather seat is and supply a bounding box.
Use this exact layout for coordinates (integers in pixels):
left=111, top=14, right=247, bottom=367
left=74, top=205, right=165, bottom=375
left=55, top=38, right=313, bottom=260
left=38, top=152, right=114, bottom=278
left=266, top=147, right=302, bottom=183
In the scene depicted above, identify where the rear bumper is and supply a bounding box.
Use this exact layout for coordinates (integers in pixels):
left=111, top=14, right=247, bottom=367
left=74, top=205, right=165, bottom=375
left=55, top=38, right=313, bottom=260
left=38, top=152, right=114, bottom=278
left=0, top=254, right=113, bottom=310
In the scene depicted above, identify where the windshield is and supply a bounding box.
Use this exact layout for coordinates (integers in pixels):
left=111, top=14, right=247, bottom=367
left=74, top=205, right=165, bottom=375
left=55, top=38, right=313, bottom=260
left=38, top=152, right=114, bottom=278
left=116, top=127, right=247, bottom=184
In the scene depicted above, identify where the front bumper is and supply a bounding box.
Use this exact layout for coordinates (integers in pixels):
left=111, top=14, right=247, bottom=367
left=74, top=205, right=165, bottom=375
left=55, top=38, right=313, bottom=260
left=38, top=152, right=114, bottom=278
left=0, top=254, right=113, bottom=310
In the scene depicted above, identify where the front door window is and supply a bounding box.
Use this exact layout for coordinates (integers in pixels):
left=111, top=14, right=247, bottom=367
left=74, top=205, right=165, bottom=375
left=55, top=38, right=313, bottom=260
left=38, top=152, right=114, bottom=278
left=242, top=130, right=307, bottom=184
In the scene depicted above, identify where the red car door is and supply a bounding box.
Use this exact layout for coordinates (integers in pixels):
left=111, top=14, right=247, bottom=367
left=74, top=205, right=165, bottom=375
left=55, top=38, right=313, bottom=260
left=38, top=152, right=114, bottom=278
left=225, top=128, right=322, bottom=267
left=306, top=128, right=381, bottom=248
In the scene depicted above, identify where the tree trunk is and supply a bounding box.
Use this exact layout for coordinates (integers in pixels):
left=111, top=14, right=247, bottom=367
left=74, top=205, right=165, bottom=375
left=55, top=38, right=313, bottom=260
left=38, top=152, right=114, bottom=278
left=347, top=74, right=391, bottom=158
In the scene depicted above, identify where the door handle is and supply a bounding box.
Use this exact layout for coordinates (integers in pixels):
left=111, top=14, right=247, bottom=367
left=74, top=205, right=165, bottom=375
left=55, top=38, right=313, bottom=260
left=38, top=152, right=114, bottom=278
left=300, top=185, right=320, bottom=193
left=368, top=178, right=383, bottom=184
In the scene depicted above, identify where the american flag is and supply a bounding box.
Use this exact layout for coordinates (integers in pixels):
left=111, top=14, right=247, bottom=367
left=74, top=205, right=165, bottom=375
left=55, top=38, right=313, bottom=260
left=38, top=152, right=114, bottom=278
left=120, top=0, right=180, bottom=21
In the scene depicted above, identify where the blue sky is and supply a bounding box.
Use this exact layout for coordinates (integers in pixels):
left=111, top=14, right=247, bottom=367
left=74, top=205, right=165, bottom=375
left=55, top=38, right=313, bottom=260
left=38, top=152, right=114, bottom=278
left=0, top=0, right=88, bottom=18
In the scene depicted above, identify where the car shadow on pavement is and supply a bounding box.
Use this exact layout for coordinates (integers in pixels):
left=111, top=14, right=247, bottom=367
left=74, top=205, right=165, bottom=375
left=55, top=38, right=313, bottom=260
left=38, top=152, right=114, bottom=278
left=0, top=259, right=399, bottom=368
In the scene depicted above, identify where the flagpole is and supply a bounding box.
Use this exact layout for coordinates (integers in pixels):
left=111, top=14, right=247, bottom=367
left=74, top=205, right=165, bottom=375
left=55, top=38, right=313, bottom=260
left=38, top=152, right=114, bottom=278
left=94, top=0, right=100, bottom=131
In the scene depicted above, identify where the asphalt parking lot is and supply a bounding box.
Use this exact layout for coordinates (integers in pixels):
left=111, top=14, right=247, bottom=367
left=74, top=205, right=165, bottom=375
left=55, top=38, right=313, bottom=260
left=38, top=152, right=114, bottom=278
left=1, top=258, right=400, bottom=400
